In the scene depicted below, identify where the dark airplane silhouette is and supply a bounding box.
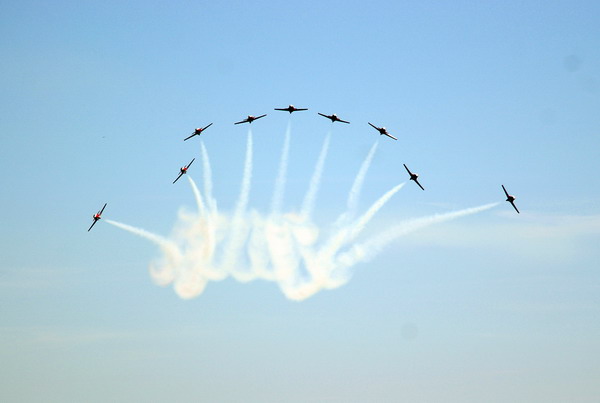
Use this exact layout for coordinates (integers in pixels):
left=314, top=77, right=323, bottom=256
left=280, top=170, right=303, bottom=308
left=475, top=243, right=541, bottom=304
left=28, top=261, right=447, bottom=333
left=368, top=122, right=397, bottom=140
left=88, top=203, right=107, bottom=232
left=184, top=123, right=213, bottom=141
left=403, top=164, right=424, bottom=191
left=234, top=114, right=267, bottom=125
left=318, top=113, right=350, bottom=124
left=502, top=185, right=520, bottom=213
left=173, top=158, right=195, bottom=184
left=274, top=105, right=308, bottom=113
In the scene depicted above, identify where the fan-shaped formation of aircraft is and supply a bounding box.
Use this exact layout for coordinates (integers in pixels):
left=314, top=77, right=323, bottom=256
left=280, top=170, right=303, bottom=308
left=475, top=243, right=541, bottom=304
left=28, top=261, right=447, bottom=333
left=88, top=105, right=521, bottom=230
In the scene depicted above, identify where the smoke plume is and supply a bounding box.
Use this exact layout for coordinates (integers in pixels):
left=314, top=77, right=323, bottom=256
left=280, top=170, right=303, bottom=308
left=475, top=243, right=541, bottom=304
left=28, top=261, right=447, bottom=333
left=106, top=126, right=498, bottom=300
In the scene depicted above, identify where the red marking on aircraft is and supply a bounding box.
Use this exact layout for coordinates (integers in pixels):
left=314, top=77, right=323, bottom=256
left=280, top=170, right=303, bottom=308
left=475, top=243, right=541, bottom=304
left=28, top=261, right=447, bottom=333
left=173, top=158, right=195, bottom=184
left=184, top=123, right=213, bottom=141
left=234, top=114, right=267, bottom=125
left=88, top=203, right=107, bottom=232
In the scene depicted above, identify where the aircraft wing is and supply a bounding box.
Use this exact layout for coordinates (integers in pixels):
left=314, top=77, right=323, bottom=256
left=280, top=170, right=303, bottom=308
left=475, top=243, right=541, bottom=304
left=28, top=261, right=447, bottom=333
left=274, top=108, right=286, bottom=111
left=183, top=133, right=196, bottom=141
left=295, top=108, right=308, bottom=111
left=338, top=118, right=350, bottom=124
left=318, top=113, right=328, bottom=118
left=173, top=172, right=184, bottom=184
left=99, top=203, right=107, bottom=215
left=202, top=123, right=213, bottom=131
left=255, top=114, right=267, bottom=120
left=510, top=201, right=520, bottom=213
left=384, top=133, right=397, bottom=140
left=415, top=179, right=425, bottom=191
left=187, top=158, right=195, bottom=168
left=234, top=120, right=247, bottom=125
left=368, top=122, right=378, bottom=130
left=502, top=185, right=510, bottom=198
left=88, top=220, right=98, bottom=232
left=403, top=164, right=412, bottom=175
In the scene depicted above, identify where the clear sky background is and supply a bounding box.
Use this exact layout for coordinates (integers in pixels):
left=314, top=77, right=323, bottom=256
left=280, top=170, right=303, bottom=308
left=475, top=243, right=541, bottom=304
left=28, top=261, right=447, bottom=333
left=1, top=1, right=600, bottom=401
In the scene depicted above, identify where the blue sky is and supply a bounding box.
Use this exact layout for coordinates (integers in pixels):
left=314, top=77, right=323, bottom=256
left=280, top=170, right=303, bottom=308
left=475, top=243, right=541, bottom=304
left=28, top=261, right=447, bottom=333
left=1, top=1, right=600, bottom=401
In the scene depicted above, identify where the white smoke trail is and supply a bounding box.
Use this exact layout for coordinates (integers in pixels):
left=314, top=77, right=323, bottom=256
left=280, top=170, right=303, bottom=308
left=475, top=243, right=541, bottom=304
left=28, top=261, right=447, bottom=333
left=222, top=129, right=253, bottom=275
left=234, top=129, right=253, bottom=219
left=187, top=176, right=205, bottom=216
left=105, top=219, right=182, bottom=286
left=346, top=182, right=405, bottom=243
left=300, top=130, right=331, bottom=219
left=337, top=140, right=379, bottom=225
left=106, top=127, right=501, bottom=301
left=184, top=176, right=220, bottom=283
left=282, top=183, right=404, bottom=301
left=199, top=143, right=221, bottom=281
left=270, top=120, right=292, bottom=215
left=336, top=202, right=500, bottom=270
left=200, top=141, right=217, bottom=215
left=322, top=182, right=405, bottom=259
left=280, top=201, right=499, bottom=301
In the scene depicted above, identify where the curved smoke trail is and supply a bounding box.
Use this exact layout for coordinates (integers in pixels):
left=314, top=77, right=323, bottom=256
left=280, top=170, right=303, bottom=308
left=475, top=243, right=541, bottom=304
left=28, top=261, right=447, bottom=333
left=105, top=219, right=182, bottom=286
left=222, top=129, right=253, bottom=277
left=300, top=130, right=331, bottom=219
left=335, top=202, right=500, bottom=270
left=346, top=182, right=405, bottom=243
left=271, top=120, right=292, bottom=215
left=337, top=140, right=379, bottom=225
left=200, top=141, right=217, bottom=215
left=322, top=182, right=406, bottom=260
left=106, top=125, right=500, bottom=301
left=187, top=176, right=205, bottom=216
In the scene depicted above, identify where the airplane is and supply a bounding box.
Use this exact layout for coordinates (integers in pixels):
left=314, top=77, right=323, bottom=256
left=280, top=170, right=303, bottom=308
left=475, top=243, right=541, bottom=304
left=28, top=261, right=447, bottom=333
left=403, top=164, right=424, bottom=190
left=274, top=105, right=308, bottom=113
left=234, top=114, right=267, bottom=125
left=502, top=185, right=520, bottom=214
left=173, top=158, right=195, bottom=184
left=183, top=123, right=213, bottom=141
left=88, top=203, right=107, bottom=232
left=368, top=122, right=397, bottom=140
left=318, top=113, right=350, bottom=124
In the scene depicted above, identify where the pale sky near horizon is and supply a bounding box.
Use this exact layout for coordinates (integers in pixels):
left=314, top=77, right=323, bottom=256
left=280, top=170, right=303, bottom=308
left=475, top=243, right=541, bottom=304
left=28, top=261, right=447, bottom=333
left=1, top=1, right=600, bottom=402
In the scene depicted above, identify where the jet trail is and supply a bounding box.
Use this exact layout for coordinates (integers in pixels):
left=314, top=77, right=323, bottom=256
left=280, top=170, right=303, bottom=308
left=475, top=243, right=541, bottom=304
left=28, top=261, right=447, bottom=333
left=322, top=182, right=405, bottom=259
left=336, top=202, right=500, bottom=269
left=338, top=140, right=379, bottom=224
left=234, top=129, right=254, bottom=216
left=300, top=130, right=331, bottom=219
left=105, top=219, right=171, bottom=248
left=105, top=219, right=182, bottom=286
left=222, top=129, right=254, bottom=274
left=198, top=142, right=219, bottom=276
left=346, top=182, right=405, bottom=244
left=187, top=176, right=205, bottom=216
left=106, top=123, right=500, bottom=301
left=270, top=120, right=292, bottom=215
left=200, top=141, right=217, bottom=215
